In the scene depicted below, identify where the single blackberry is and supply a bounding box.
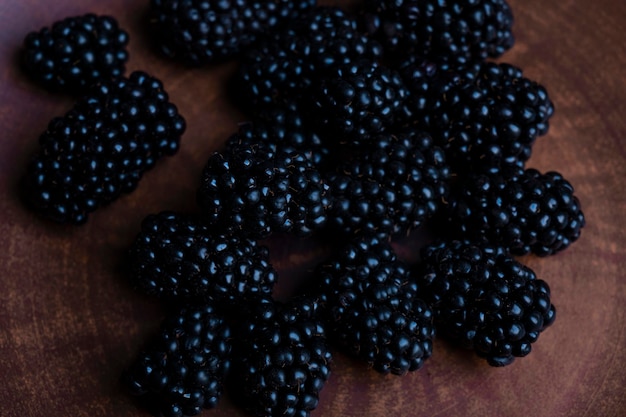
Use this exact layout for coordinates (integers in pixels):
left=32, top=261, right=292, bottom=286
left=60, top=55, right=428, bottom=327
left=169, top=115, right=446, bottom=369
left=148, top=0, right=316, bottom=65
left=420, top=62, right=554, bottom=174
left=197, top=138, right=330, bottom=239
left=328, top=130, right=449, bottom=239
left=235, top=6, right=383, bottom=108
left=417, top=239, right=556, bottom=366
left=124, top=304, right=232, bottom=417
left=128, top=211, right=277, bottom=305
left=360, top=0, right=514, bottom=65
left=229, top=297, right=332, bottom=417
left=314, top=235, right=435, bottom=375
left=443, top=168, right=585, bottom=256
left=312, top=60, right=410, bottom=144
left=21, top=14, right=129, bottom=92
left=237, top=101, right=332, bottom=170
left=21, top=71, right=186, bottom=224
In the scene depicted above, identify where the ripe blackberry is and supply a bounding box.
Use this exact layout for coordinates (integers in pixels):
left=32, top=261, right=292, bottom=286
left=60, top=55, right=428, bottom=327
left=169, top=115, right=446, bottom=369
left=328, top=130, right=449, bottom=239
left=236, top=6, right=383, bottom=108
left=197, top=138, right=330, bottom=239
left=237, top=101, right=332, bottom=170
left=425, top=62, right=554, bottom=174
left=148, top=0, right=251, bottom=64
left=396, top=58, right=526, bottom=175
left=21, top=71, right=186, bottom=224
left=229, top=297, right=332, bottom=417
left=148, top=0, right=316, bottom=65
left=417, top=239, right=556, bottom=366
left=128, top=211, right=277, bottom=305
left=398, top=56, right=481, bottom=124
left=312, top=60, right=410, bottom=144
left=444, top=168, right=585, bottom=256
left=314, top=235, right=434, bottom=375
left=360, top=0, right=514, bottom=65
left=124, top=303, right=232, bottom=417
left=21, top=14, right=129, bottom=92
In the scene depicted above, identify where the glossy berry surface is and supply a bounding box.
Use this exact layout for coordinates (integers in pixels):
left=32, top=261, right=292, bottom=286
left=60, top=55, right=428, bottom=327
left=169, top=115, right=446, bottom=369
left=237, top=101, right=332, bottom=170
left=236, top=6, right=383, bottom=109
left=197, top=138, right=330, bottom=239
left=313, top=60, right=410, bottom=144
left=128, top=211, right=277, bottom=304
left=444, top=168, right=585, bottom=256
left=425, top=62, right=554, bottom=174
left=229, top=297, right=332, bottom=417
left=148, top=0, right=316, bottom=65
left=361, top=0, right=514, bottom=65
left=328, top=130, right=449, bottom=238
left=314, top=235, right=435, bottom=375
left=124, top=304, right=232, bottom=417
left=21, top=13, right=129, bottom=92
left=418, top=239, right=557, bottom=366
left=21, top=71, right=185, bottom=224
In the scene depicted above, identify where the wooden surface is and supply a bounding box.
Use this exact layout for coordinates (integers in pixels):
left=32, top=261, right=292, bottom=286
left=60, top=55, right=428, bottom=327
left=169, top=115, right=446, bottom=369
left=1, top=1, right=625, bottom=416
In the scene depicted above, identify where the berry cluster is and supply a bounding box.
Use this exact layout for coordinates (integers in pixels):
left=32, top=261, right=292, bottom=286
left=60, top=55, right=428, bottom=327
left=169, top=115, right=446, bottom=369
left=17, top=1, right=586, bottom=417
left=20, top=14, right=185, bottom=224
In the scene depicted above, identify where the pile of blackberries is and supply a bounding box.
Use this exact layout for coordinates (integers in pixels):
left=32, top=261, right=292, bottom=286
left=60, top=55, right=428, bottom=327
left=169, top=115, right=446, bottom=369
left=18, top=1, right=585, bottom=417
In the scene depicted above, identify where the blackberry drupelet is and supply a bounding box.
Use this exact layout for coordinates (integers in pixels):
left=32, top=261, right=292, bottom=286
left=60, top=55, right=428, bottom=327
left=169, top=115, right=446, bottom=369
left=197, top=138, right=330, bottom=239
left=444, top=168, right=585, bottom=256
left=360, top=0, right=514, bottom=65
left=328, top=130, right=449, bottom=239
left=236, top=6, right=383, bottom=109
left=124, top=304, right=232, bottom=417
left=312, top=60, right=410, bottom=144
left=21, top=71, right=186, bottom=224
left=229, top=296, right=332, bottom=417
left=424, top=62, right=554, bottom=174
left=128, top=211, right=277, bottom=305
left=314, top=235, right=435, bottom=375
left=21, top=14, right=129, bottom=92
left=417, top=239, right=556, bottom=366
left=148, top=0, right=316, bottom=65
left=237, top=101, right=332, bottom=170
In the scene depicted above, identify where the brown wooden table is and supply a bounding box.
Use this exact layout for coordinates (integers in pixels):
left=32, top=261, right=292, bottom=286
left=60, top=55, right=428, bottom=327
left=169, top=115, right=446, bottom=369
left=1, top=1, right=625, bottom=416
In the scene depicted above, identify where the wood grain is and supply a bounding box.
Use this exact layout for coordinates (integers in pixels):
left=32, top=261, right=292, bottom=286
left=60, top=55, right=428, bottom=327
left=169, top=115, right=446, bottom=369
left=1, top=1, right=625, bottom=416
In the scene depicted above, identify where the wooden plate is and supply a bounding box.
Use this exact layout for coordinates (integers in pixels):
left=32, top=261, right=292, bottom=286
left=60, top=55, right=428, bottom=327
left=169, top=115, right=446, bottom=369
left=1, top=1, right=625, bottom=416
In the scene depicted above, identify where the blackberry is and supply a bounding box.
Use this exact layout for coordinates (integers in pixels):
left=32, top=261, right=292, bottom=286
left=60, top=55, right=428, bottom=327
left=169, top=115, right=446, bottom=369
left=128, top=211, right=277, bottom=305
left=314, top=235, right=434, bottom=375
left=229, top=297, right=332, bottom=417
left=425, top=62, right=554, bottom=174
left=312, top=60, right=410, bottom=144
left=236, top=6, right=383, bottom=108
left=328, top=130, right=449, bottom=239
left=148, top=0, right=316, bottom=65
left=148, top=0, right=252, bottom=64
left=417, top=239, right=556, bottom=366
left=197, top=138, right=330, bottom=239
left=398, top=56, right=482, bottom=125
left=21, top=71, right=185, bottom=224
left=360, top=0, right=514, bottom=65
left=237, top=101, right=332, bottom=170
left=124, top=303, right=232, bottom=417
left=21, top=14, right=129, bottom=92
left=444, top=168, right=585, bottom=256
